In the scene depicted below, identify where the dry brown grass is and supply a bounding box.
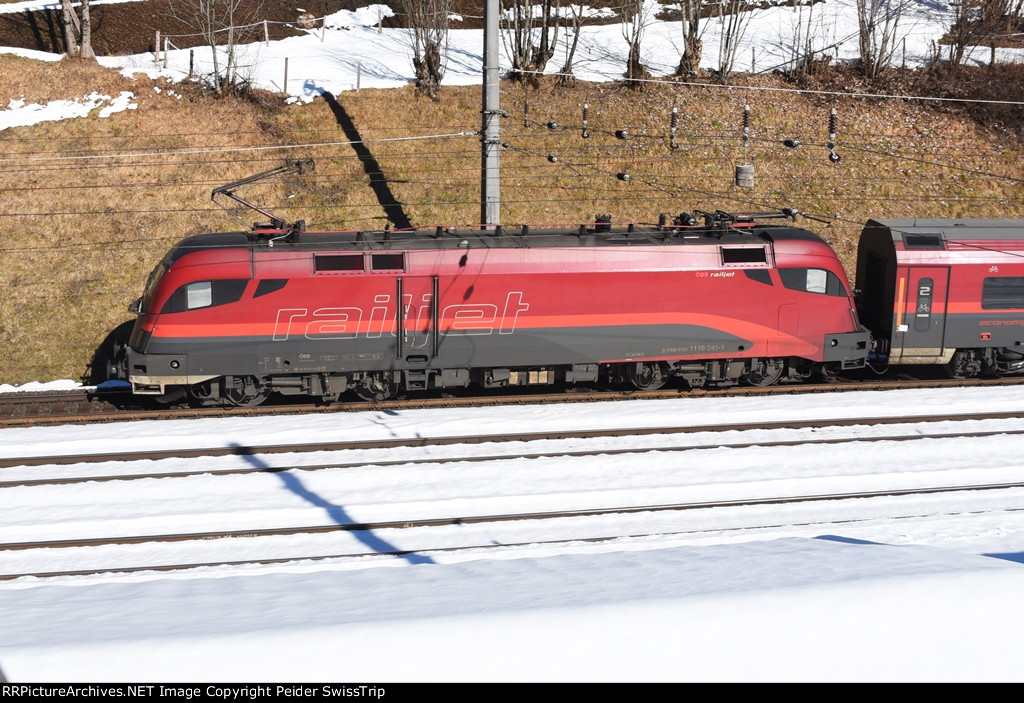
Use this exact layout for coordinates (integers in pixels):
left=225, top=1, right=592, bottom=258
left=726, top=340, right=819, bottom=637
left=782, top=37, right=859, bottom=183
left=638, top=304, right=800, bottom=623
left=2, top=55, right=1023, bottom=385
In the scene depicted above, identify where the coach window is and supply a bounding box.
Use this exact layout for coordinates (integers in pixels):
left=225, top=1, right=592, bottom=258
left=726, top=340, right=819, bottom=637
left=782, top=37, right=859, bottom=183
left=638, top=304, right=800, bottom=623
left=983, top=277, right=1024, bottom=309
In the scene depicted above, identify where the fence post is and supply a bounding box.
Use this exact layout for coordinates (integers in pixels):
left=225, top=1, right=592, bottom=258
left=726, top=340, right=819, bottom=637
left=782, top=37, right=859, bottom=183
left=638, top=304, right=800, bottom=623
left=283, top=57, right=288, bottom=94
left=751, top=46, right=755, bottom=73
left=154, top=30, right=160, bottom=63
left=189, top=49, right=194, bottom=77
left=163, top=37, right=169, bottom=68
left=322, top=17, right=326, bottom=42
left=357, top=62, right=361, bottom=90
left=264, top=20, right=269, bottom=46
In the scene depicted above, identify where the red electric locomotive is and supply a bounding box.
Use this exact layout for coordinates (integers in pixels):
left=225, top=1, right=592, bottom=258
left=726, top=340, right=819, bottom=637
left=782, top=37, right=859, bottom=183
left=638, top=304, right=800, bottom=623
left=108, top=208, right=869, bottom=406
left=854, top=218, right=1024, bottom=378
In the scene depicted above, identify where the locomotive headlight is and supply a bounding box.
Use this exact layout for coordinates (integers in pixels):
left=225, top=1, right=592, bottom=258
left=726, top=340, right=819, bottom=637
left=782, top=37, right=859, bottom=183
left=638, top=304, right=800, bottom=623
left=829, top=339, right=838, bottom=347
left=170, top=360, right=181, bottom=369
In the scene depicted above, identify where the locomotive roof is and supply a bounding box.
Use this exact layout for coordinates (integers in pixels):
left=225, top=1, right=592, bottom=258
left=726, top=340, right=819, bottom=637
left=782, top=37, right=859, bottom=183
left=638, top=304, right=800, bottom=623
left=166, top=222, right=828, bottom=259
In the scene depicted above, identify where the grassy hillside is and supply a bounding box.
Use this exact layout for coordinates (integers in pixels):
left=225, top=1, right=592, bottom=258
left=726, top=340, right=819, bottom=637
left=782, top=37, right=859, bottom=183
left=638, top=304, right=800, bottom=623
left=1, top=50, right=1023, bottom=386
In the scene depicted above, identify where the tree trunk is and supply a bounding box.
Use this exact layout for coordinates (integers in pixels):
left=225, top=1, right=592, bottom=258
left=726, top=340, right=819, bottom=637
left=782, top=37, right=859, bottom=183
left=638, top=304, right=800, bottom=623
left=80, top=0, right=96, bottom=59
left=61, top=0, right=79, bottom=57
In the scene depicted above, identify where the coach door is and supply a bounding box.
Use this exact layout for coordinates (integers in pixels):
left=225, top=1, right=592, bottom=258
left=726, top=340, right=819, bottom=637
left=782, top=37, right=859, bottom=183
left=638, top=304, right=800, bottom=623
left=894, top=267, right=950, bottom=362
left=395, top=276, right=440, bottom=364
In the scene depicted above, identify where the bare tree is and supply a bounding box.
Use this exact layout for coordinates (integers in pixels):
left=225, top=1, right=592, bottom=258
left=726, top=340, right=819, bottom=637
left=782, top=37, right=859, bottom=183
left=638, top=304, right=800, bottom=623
left=557, top=2, right=585, bottom=86
left=501, top=0, right=560, bottom=86
left=166, top=0, right=264, bottom=96
left=784, top=2, right=838, bottom=76
left=946, top=0, right=1021, bottom=67
left=622, top=0, right=655, bottom=88
left=674, top=0, right=705, bottom=77
left=856, top=0, right=907, bottom=78
left=712, top=0, right=757, bottom=79
left=402, top=0, right=451, bottom=100
left=61, top=0, right=95, bottom=59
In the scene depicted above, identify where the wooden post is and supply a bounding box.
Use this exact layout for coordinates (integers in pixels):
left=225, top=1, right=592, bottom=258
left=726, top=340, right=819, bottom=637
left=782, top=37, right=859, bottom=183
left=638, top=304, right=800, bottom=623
left=189, top=49, right=194, bottom=77
left=991, top=43, right=996, bottom=67
left=154, top=31, right=160, bottom=63
left=357, top=62, right=361, bottom=90
left=163, top=37, right=169, bottom=68
left=283, top=57, right=288, bottom=94
left=322, top=18, right=326, bottom=42
left=264, top=20, right=269, bottom=46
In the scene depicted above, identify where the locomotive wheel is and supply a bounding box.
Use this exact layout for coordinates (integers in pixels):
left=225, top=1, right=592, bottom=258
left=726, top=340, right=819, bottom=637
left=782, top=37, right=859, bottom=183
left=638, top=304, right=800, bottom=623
left=626, top=362, right=668, bottom=391
left=222, top=376, right=269, bottom=407
left=355, top=373, right=400, bottom=402
left=745, top=359, right=784, bottom=387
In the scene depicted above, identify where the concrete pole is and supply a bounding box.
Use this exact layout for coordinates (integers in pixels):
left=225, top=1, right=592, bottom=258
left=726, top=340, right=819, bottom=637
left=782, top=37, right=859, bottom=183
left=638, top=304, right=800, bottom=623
left=480, top=0, right=501, bottom=230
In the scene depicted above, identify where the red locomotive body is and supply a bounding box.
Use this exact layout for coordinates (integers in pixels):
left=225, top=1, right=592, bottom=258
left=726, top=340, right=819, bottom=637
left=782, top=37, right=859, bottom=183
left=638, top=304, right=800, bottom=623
left=111, top=212, right=869, bottom=405
left=854, top=218, right=1024, bottom=378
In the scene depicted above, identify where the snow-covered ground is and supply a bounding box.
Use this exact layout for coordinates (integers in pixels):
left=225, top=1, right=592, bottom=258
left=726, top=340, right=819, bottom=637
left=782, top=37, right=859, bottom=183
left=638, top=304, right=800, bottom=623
left=2, top=386, right=1024, bottom=682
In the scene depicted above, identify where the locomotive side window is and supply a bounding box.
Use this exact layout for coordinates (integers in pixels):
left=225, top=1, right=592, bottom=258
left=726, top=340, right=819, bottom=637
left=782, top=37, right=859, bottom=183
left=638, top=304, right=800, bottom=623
left=778, top=268, right=846, bottom=296
left=372, top=253, right=406, bottom=271
left=161, top=279, right=248, bottom=313
left=187, top=281, right=212, bottom=309
left=315, top=254, right=363, bottom=273
left=982, top=277, right=1024, bottom=309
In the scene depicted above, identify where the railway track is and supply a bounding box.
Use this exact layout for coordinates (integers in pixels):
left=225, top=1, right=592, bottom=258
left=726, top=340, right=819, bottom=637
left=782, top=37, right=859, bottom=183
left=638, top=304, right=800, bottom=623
left=3, top=481, right=1022, bottom=581
left=3, top=408, right=1024, bottom=475
left=3, top=409, right=1024, bottom=581
left=1, top=372, right=1020, bottom=428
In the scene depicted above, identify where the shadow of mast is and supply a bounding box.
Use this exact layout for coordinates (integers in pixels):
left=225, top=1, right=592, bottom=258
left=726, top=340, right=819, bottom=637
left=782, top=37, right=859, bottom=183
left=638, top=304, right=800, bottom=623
left=322, top=91, right=413, bottom=231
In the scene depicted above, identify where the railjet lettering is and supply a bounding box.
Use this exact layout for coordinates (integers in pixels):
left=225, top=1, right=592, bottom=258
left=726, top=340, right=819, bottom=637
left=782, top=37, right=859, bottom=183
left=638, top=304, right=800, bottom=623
left=272, top=291, right=529, bottom=341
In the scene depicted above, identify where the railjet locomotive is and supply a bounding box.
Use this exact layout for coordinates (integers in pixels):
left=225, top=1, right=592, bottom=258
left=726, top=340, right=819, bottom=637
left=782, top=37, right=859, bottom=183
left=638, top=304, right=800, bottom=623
left=106, top=207, right=1024, bottom=406
left=108, top=207, right=870, bottom=406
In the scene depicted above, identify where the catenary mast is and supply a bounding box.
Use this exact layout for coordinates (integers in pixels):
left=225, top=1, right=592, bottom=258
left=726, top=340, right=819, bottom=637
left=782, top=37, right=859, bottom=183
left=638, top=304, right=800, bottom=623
left=480, top=0, right=501, bottom=229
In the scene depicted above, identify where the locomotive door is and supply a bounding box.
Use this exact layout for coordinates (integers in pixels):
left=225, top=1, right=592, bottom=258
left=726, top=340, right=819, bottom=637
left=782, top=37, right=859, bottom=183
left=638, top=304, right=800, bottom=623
left=395, top=276, right=440, bottom=363
left=895, top=267, right=950, bottom=360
